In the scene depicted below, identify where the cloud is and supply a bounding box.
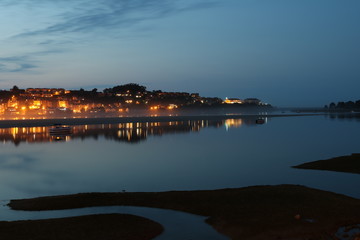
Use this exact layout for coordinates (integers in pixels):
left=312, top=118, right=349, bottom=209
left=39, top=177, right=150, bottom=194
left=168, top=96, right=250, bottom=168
left=0, top=48, right=71, bottom=73
left=0, top=56, right=37, bottom=73
left=1, top=0, right=218, bottom=74
left=12, top=0, right=218, bottom=39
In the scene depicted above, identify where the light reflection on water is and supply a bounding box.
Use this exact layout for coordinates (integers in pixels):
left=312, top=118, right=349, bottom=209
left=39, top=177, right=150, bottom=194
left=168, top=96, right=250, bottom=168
left=0, top=118, right=258, bottom=146
left=0, top=114, right=359, bottom=201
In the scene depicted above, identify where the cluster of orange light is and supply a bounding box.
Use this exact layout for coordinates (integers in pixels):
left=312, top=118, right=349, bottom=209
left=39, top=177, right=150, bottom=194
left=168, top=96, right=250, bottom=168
left=150, top=106, right=159, bottom=110
left=150, top=104, right=178, bottom=110
left=2, top=95, right=179, bottom=117
left=167, top=104, right=178, bottom=110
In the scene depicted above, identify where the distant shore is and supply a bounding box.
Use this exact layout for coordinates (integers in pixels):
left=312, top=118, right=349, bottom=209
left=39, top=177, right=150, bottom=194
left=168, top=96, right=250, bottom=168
left=0, top=113, right=324, bottom=128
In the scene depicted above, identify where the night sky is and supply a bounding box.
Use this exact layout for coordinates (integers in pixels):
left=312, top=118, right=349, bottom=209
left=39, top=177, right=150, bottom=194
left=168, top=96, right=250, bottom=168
left=0, top=0, right=359, bottom=107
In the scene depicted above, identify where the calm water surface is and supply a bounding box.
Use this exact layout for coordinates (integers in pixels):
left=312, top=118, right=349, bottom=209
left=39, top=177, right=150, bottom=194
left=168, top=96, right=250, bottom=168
left=0, top=114, right=359, bottom=200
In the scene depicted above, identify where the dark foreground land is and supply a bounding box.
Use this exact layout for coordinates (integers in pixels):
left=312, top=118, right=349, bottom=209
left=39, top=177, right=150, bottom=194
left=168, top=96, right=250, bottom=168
left=294, top=153, right=360, bottom=174
left=8, top=184, right=360, bottom=240
left=0, top=214, right=163, bottom=240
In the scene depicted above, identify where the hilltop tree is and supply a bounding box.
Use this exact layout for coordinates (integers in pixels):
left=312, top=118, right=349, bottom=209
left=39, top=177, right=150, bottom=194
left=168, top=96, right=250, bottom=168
left=104, top=83, right=146, bottom=94
left=356, top=100, right=360, bottom=107
left=337, top=102, right=345, bottom=108
left=11, top=85, right=20, bottom=93
left=345, top=101, right=355, bottom=108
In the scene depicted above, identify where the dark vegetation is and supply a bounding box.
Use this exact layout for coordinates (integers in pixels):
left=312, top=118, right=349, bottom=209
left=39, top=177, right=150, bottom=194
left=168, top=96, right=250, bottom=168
left=9, top=185, right=360, bottom=240
left=104, top=83, right=146, bottom=95
left=324, top=100, right=360, bottom=112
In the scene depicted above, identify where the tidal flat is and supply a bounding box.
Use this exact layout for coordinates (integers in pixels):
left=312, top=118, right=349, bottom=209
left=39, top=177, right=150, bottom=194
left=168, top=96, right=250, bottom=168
left=0, top=214, right=163, bottom=240
left=8, top=184, right=360, bottom=240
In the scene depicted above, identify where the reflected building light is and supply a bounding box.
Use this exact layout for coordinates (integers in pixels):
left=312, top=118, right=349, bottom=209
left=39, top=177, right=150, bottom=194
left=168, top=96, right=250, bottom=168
left=11, top=127, right=18, bottom=139
left=0, top=119, right=232, bottom=145
left=125, top=123, right=133, bottom=129
left=224, top=119, right=243, bottom=130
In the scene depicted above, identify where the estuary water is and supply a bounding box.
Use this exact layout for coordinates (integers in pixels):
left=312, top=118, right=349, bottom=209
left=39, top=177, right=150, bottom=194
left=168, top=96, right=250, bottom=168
left=0, top=114, right=359, bottom=201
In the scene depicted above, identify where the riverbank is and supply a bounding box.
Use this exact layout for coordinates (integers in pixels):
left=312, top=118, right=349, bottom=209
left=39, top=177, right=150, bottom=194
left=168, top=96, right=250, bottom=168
left=8, top=184, right=360, bottom=240
left=0, top=214, right=163, bottom=240
left=0, top=113, right=323, bottom=128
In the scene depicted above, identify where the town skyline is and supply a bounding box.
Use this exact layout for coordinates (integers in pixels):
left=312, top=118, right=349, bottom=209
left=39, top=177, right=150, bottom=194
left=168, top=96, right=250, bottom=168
left=0, top=83, right=271, bottom=117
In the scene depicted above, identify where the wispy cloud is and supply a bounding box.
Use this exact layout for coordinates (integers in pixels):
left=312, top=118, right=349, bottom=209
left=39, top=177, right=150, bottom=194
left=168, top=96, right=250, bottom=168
left=0, top=48, right=70, bottom=73
left=12, top=0, right=218, bottom=39
left=0, top=56, right=37, bottom=73
left=1, top=0, right=218, bottom=74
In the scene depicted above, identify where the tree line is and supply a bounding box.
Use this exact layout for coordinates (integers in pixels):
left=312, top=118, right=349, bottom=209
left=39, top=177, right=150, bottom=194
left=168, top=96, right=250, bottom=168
left=325, top=100, right=360, bottom=110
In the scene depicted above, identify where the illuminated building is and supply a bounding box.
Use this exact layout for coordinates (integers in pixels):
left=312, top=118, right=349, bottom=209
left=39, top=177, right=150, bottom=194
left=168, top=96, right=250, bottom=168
left=224, top=97, right=243, bottom=104
left=24, top=88, right=67, bottom=98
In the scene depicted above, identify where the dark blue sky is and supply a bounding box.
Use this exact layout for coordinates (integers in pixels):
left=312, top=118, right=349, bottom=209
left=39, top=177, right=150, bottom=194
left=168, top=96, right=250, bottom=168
left=0, top=0, right=359, bottom=107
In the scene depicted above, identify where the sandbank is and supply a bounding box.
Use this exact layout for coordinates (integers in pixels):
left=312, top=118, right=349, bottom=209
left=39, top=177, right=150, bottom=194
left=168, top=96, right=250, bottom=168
left=294, top=153, right=360, bottom=174
left=9, top=184, right=360, bottom=240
